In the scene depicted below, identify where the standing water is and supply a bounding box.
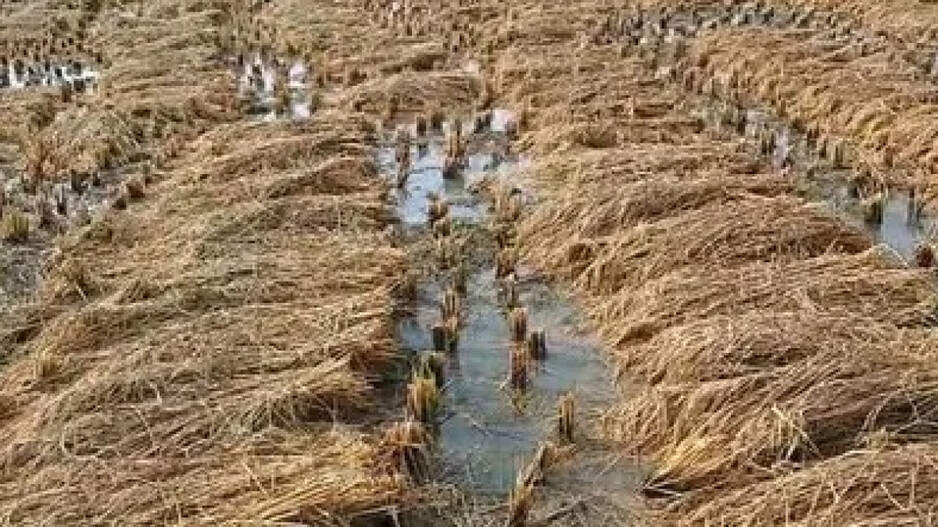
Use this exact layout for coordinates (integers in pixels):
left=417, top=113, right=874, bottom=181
left=378, top=111, right=643, bottom=521
left=0, top=60, right=100, bottom=91
left=235, top=53, right=311, bottom=121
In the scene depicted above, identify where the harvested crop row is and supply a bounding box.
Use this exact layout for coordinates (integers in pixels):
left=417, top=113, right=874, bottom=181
left=785, top=0, right=938, bottom=46
left=520, top=168, right=792, bottom=239
left=692, top=28, right=938, bottom=191
left=592, top=248, right=934, bottom=346
left=633, top=0, right=938, bottom=56
left=675, top=442, right=938, bottom=525
left=603, top=323, right=938, bottom=493
left=601, top=311, right=938, bottom=509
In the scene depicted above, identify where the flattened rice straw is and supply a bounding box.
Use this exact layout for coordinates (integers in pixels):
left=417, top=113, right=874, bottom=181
left=525, top=195, right=870, bottom=293
left=592, top=248, right=936, bottom=347
left=0, top=5, right=410, bottom=518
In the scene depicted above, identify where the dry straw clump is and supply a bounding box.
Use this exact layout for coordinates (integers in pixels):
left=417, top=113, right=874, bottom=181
left=675, top=442, right=938, bottom=525
left=521, top=135, right=763, bottom=191
left=344, top=70, right=480, bottom=118
left=0, top=428, right=405, bottom=525
left=520, top=170, right=793, bottom=241
left=619, top=310, right=913, bottom=383
left=376, top=420, right=433, bottom=483
left=20, top=106, right=142, bottom=176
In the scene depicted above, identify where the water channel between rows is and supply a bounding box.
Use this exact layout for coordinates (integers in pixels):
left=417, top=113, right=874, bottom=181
left=377, top=113, right=641, bottom=499
left=690, top=78, right=934, bottom=264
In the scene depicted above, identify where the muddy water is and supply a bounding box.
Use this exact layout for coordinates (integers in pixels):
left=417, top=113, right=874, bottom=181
left=375, top=137, right=488, bottom=226
left=236, top=54, right=311, bottom=121
left=379, top=119, right=640, bottom=498
left=399, top=270, right=625, bottom=494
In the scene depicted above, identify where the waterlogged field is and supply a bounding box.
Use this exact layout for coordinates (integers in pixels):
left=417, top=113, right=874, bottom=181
left=1, top=0, right=938, bottom=526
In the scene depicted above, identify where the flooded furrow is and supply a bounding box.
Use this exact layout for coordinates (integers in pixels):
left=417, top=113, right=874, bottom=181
left=670, top=64, right=938, bottom=265
left=379, top=112, right=641, bottom=518
left=609, top=10, right=938, bottom=266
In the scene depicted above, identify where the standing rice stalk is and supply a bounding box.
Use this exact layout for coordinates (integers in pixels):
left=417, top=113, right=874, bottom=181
left=428, top=193, right=449, bottom=225
left=441, top=285, right=461, bottom=322
left=509, top=346, right=529, bottom=391
left=508, top=306, right=528, bottom=343
left=1, top=209, right=30, bottom=242
left=496, top=247, right=517, bottom=279
left=505, top=475, right=533, bottom=527
left=406, top=376, right=440, bottom=424
left=914, top=243, right=935, bottom=268
left=377, top=420, right=433, bottom=483
left=417, top=351, right=447, bottom=389
left=453, top=261, right=468, bottom=295
left=557, top=392, right=575, bottom=445
left=526, top=329, right=547, bottom=361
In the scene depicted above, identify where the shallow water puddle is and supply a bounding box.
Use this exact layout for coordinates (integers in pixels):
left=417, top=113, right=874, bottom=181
left=0, top=60, right=100, bottom=91
left=813, top=178, right=933, bottom=261
left=236, top=53, right=311, bottom=121
left=376, top=139, right=485, bottom=225
left=380, top=114, right=638, bottom=499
